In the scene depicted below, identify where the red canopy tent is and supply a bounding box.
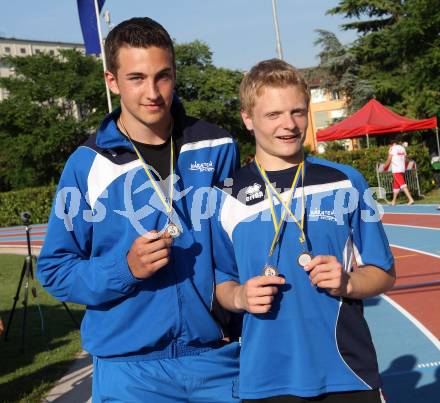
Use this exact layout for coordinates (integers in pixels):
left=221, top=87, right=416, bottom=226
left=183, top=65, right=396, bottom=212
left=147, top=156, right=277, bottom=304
left=316, top=99, right=439, bottom=154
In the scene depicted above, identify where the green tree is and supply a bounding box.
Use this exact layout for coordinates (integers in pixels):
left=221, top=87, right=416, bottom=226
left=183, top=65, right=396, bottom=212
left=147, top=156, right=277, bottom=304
left=327, top=0, right=440, bottom=119
left=312, top=29, right=374, bottom=113
left=175, top=40, right=248, bottom=147
left=0, top=49, right=107, bottom=190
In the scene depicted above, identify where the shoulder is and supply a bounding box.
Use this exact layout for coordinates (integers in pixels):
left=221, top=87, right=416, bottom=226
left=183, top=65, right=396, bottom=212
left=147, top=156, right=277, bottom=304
left=181, top=115, right=234, bottom=148
left=215, top=163, right=262, bottom=203
left=306, top=156, right=367, bottom=190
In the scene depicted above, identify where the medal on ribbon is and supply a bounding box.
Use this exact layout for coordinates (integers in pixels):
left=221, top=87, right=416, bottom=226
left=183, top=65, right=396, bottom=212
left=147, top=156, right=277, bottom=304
left=254, top=158, right=313, bottom=275
left=119, top=117, right=181, bottom=238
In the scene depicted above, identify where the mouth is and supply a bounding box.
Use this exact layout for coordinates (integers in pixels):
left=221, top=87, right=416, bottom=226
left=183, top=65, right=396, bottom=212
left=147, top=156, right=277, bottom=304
left=276, top=132, right=302, bottom=141
left=142, top=103, right=164, bottom=111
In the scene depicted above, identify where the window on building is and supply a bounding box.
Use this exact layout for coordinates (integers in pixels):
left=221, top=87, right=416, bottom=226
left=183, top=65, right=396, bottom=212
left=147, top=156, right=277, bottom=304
left=35, top=49, right=41, bottom=54
left=331, top=90, right=341, bottom=100
left=329, top=109, right=346, bottom=120
left=314, top=111, right=329, bottom=129
left=49, top=50, right=55, bottom=55
left=4, top=47, right=11, bottom=53
left=20, top=48, right=26, bottom=54
left=310, top=88, right=326, bottom=103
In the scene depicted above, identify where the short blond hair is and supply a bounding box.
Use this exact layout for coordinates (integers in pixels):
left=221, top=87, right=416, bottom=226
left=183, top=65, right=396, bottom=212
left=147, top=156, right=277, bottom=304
left=240, top=59, right=310, bottom=115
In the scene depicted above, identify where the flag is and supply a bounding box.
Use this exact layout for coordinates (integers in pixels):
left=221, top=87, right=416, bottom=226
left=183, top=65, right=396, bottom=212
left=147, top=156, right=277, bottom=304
left=76, top=0, right=106, bottom=55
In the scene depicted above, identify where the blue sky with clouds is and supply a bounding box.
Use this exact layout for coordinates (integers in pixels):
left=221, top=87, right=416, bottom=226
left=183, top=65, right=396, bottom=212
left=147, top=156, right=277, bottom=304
left=0, top=0, right=359, bottom=70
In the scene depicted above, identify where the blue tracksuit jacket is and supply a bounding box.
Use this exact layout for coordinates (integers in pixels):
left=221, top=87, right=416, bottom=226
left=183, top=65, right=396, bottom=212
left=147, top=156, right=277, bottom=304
left=37, top=104, right=239, bottom=359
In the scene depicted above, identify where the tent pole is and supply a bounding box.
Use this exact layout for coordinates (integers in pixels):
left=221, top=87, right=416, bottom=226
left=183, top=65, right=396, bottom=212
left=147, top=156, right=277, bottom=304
left=436, top=127, right=440, bottom=157
left=366, top=133, right=370, bottom=148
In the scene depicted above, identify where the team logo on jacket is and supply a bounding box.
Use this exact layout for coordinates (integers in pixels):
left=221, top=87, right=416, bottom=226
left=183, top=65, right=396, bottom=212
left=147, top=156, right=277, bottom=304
left=189, top=160, right=215, bottom=172
left=245, top=183, right=264, bottom=202
left=309, top=208, right=336, bottom=222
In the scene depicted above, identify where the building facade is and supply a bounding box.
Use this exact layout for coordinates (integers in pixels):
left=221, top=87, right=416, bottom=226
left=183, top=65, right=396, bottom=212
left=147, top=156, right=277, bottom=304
left=300, top=68, right=348, bottom=151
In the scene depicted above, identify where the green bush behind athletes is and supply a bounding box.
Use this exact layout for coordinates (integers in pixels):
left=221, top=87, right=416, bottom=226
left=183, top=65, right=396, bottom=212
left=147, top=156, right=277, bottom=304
left=0, top=185, right=56, bottom=227
left=319, top=144, right=434, bottom=195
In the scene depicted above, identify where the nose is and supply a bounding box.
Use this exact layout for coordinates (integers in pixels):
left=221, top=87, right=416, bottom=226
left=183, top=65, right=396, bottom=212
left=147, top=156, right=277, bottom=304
left=145, top=79, right=160, bottom=101
left=282, top=113, right=296, bottom=130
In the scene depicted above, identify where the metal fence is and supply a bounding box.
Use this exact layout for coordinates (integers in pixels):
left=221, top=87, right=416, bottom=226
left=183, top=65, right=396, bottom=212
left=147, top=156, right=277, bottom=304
left=376, top=160, right=422, bottom=200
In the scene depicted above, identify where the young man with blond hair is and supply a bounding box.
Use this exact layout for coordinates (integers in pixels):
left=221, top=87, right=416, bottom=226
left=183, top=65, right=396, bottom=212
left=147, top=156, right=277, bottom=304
left=38, top=17, right=240, bottom=402
left=211, top=59, right=395, bottom=402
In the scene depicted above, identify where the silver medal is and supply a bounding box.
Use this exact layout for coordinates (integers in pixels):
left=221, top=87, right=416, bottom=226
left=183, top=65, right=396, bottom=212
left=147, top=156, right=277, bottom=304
left=166, top=222, right=181, bottom=238
left=262, top=264, right=279, bottom=277
left=297, top=252, right=313, bottom=267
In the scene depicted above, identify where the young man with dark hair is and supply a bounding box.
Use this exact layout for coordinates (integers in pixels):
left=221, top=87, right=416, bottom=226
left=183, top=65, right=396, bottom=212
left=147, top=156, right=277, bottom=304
left=211, top=59, right=395, bottom=402
left=37, top=17, right=240, bottom=402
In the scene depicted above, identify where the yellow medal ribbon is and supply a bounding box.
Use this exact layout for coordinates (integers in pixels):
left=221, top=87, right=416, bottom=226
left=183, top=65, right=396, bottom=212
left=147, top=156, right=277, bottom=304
left=119, top=117, right=175, bottom=216
left=254, top=158, right=306, bottom=256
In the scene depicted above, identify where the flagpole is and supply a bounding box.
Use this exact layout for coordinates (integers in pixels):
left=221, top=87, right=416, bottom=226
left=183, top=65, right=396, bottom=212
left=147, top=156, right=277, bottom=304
left=271, top=0, right=284, bottom=60
left=94, top=0, right=112, bottom=113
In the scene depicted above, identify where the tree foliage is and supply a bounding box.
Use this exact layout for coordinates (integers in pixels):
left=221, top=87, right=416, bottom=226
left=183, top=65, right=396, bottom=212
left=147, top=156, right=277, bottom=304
left=312, top=29, right=374, bottom=113
left=327, top=0, right=440, bottom=120
left=175, top=40, right=246, bottom=145
left=0, top=49, right=107, bottom=190
left=0, top=41, right=246, bottom=191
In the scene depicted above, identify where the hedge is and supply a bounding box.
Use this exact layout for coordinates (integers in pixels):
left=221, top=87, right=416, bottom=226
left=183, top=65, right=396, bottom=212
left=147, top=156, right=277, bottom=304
left=0, top=185, right=56, bottom=227
left=319, top=144, right=434, bottom=195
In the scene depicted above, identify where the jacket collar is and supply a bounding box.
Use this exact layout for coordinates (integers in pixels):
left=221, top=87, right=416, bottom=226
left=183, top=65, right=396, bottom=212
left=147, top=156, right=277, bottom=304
left=95, top=95, right=186, bottom=150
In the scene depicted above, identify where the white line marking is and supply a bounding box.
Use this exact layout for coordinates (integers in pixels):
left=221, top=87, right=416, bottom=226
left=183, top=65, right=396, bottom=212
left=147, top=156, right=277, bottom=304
left=381, top=295, right=440, bottom=351
left=417, top=361, right=440, bottom=368
left=384, top=223, right=440, bottom=231
left=389, top=244, right=440, bottom=259
left=383, top=212, right=440, bottom=216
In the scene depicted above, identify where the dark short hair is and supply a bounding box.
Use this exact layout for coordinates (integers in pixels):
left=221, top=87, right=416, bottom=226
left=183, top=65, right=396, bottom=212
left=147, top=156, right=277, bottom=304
left=240, top=58, right=310, bottom=115
left=104, top=17, right=175, bottom=74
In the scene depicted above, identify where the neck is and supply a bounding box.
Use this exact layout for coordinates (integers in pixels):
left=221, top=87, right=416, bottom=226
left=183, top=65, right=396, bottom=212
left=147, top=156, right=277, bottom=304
left=255, top=150, right=304, bottom=172
left=118, top=110, right=172, bottom=145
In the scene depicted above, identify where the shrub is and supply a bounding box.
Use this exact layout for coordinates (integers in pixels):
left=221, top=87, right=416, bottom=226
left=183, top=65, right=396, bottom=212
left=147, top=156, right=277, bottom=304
left=319, top=144, right=434, bottom=194
left=0, top=185, right=56, bottom=227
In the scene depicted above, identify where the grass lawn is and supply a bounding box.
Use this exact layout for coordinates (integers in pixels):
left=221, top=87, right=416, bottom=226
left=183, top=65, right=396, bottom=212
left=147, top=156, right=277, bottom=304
left=418, top=186, right=440, bottom=204
left=0, top=254, right=84, bottom=402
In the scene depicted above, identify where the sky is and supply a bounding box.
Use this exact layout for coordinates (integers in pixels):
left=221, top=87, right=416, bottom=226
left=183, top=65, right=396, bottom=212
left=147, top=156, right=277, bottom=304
left=0, top=0, right=359, bottom=70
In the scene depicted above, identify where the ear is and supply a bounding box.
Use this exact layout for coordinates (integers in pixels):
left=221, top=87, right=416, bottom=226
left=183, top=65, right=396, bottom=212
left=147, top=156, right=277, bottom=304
left=105, top=70, right=120, bottom=95
left=240, top=109, right=254, bottom=132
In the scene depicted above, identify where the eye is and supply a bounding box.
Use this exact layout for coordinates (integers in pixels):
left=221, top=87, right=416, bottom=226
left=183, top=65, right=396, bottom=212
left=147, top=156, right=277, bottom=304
left=266, top=112, right=279, bottom=119
left=292, top=109, right=306, bottom=117
left=129, top=76, right=142, bottom=81
left=158, top=72, right=173, bottom=81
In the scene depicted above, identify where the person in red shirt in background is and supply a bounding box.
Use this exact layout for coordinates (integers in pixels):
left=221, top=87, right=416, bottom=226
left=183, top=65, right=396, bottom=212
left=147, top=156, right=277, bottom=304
left=384, top=141, right=415, bottom=205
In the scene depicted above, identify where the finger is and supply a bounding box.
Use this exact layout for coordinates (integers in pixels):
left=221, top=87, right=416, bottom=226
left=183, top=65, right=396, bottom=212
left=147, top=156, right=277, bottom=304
left=247, top=286, right=279, bottom=298
left=314, top=279, right=342, bottom=291
left=142, top=230, right=161, bottom=242
left=144, top=256, right=170, bottom=274
left=304, top=255, right=337, bottom=272
left=308, top=263, right=339, bottom=280
left=141, top=248, right=171, bottom=265
left=248, top=305, right=272, bottom=314
left=248, top=296, right=274, bottom=306
left=310, top=271, right=340, bottom=286
left=250, top=275, right=286, bottom=287
left=143, top=238, right=173, bottom=254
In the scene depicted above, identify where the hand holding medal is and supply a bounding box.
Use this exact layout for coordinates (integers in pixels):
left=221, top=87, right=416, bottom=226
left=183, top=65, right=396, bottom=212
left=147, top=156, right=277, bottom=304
left=302, top=255, right=350, bottom=296
left=127, top=230, right=173, bottom=279
left=234, top=275, right=286, bottom=314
